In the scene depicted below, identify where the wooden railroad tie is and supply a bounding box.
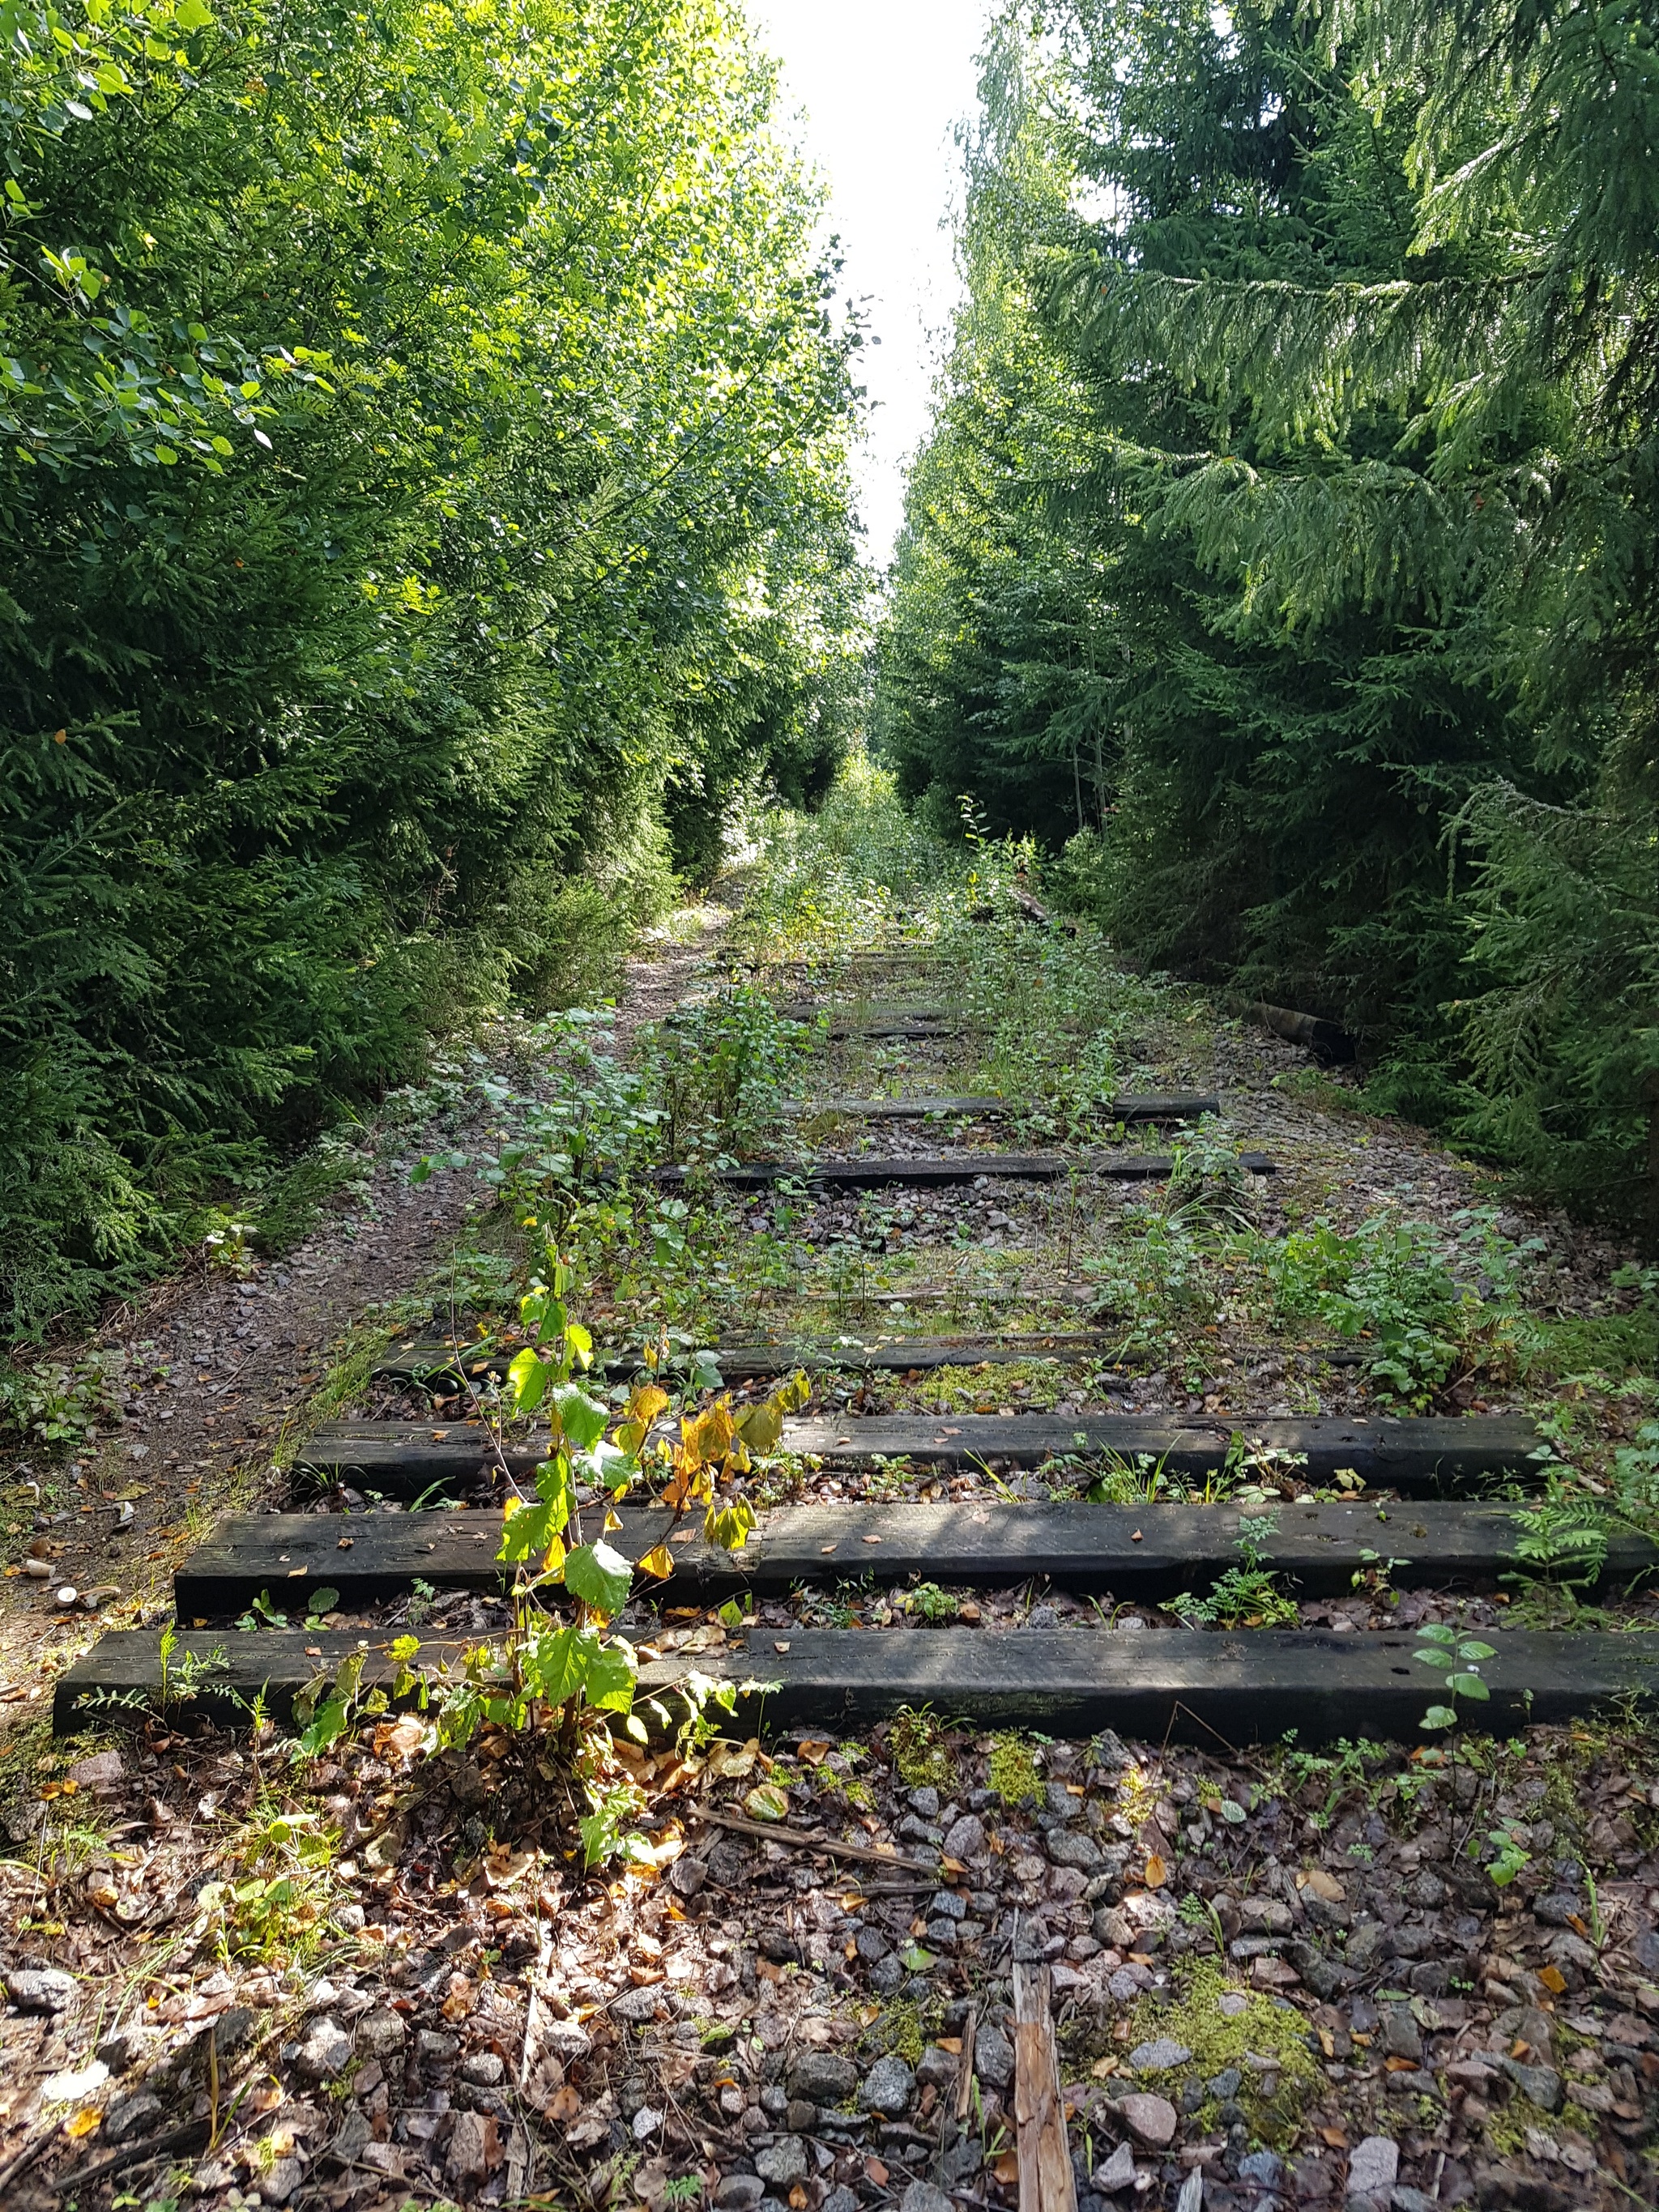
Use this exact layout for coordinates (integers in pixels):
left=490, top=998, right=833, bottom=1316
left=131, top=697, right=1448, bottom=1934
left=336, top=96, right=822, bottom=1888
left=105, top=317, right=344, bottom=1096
left=291, top=1411, right=1541, bottom=1498
left=653, top=1151, right=1277, bottom=1190
left=783, top=1093, right=1220, bottom=1123
left=55, top=1623, right=1659, bottom=1741
left=172, top=1498, right=1658, bottom=1618
left=374, top=1331, right=1120, bottom=1385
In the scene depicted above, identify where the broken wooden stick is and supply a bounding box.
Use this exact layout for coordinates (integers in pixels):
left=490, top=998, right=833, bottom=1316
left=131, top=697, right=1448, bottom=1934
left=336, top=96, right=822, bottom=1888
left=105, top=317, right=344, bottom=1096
left=1013, top=1959, right=1077, bottom=2212
left=692, top=1805, right=937, bottom=1873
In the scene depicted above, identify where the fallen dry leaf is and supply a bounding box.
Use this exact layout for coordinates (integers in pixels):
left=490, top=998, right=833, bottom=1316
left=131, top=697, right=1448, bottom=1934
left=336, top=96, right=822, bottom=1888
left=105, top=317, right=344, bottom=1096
left=1143, top=1852, right=1168, bottom=1888
left=1538, top=1964, right=1567, bottom=1995
left=65, top=2108, right=102, bottom=2139
left=1299, top=1867, right=1346, bottom=1903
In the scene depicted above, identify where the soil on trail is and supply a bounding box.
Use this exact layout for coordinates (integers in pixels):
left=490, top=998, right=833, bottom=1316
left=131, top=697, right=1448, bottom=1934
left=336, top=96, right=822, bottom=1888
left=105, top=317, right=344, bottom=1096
left=0, top=894, right=740, bottom=1728
left=1, top=834, right=1657, bottom=2212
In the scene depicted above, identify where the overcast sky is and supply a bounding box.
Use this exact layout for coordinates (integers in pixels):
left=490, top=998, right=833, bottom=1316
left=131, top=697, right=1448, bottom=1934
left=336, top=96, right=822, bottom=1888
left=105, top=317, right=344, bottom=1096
left=744, top=0, right=992, bottom=568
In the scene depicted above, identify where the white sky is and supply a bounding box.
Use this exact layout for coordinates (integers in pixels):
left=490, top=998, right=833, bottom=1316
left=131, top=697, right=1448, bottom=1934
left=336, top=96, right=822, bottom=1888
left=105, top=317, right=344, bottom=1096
left=744, top=0, right=992, bottom=567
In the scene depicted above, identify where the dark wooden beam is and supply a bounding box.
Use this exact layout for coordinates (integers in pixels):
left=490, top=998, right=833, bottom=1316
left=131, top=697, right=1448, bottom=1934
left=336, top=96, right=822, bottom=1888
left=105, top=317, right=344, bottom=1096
left=170, top=1498, right=1657, bottom=1617
left=372, top=1332, right=1120, bottom=1386
left=291, top=1411, right=1542, bottom=1498
left=655, top=1151, right=1276, bottom=1190
left=58, top=1622, right=1659, bottom=1742
left=783, top=1095, right=1221, bottom=1123
left=637, top=1625, right=1659, bottom=1741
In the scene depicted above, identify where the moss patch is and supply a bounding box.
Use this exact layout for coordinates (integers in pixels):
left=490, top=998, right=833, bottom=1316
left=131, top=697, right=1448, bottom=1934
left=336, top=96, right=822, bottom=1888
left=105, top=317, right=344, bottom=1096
left=904, top=1360, right=1073, bottom=1414
left=889, top=1707, right=956, bottom=1792
left=872, top=1997, right=925, bottom=2065
left=989, top=1731, right=1042, bottom=1806
left=1068, top=1963, right=1322, bottom=2146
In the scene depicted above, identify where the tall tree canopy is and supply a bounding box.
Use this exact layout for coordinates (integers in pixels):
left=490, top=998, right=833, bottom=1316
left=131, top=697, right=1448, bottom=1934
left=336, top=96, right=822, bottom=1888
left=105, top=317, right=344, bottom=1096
left=1, top=0, right=865, bottom=1330
left=879, top=0, right=1659, bottom=1233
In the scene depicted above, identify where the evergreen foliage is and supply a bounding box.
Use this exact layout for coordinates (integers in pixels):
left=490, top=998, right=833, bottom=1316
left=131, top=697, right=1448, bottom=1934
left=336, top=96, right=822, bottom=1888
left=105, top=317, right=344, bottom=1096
left=0, top=0, right=865, bottom=1331
left=879, top=0, right=1659, bottom=1234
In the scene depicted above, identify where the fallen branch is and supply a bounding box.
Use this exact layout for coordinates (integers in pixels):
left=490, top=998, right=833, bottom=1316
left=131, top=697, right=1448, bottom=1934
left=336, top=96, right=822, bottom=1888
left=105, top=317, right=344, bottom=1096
left=50, top=2119, right=210, bottom=2194
left=692, top=1805, right=937, bottom=1873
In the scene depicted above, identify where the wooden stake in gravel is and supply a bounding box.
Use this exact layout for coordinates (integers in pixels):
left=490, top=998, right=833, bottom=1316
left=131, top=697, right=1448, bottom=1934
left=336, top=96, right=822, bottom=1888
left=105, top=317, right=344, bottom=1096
left=1013, top=1959, right=1077, bottom=2212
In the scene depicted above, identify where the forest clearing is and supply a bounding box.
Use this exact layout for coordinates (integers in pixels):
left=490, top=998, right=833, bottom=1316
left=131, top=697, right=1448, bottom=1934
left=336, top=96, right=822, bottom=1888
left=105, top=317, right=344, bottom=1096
left=4, top=2, right=1659, bottom=2211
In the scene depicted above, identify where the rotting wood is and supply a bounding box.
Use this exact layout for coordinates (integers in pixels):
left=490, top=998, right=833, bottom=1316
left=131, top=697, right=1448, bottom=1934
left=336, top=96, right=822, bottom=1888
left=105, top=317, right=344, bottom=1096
left=289, top=1408, right=1542, bottom=1497
left=56, top=1621, right=1659, bottom=1742
left=782, top=1093, right=1220, bottom=1123
left=635, top=1624, right=1659, bottom=1742
left=170, top=1497, right=1657, bottom=1617
left=655, top=1149, right=1276, bottom=1190
left=373, top=1330, right=1120, bottom=1385
left=779, top=1410, right=1540, bottom=1490
left=1257, top=1000, right=1356, bottom=1065
left=1013, top=1959, right=1077, bottom=2212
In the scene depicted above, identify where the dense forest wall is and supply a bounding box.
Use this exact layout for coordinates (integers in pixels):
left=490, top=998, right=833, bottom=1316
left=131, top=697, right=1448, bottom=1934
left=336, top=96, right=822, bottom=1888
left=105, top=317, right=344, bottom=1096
left=0, top=0, right=865, bottom=1333
left=877, top=0, right=1659, bottom=1237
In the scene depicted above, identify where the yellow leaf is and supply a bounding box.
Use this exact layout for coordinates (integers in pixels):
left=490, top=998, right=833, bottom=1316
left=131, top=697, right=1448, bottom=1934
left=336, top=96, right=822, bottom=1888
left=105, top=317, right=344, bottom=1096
left=66, top=2108, right=102, bottom=2140
left=736, top=1401, right=783, bottom=1453
left=543, top=1530, right=565, bottom=1576
left=636, top=1545, right=674, bottom=1580
left=1537, top=1963, right=1567, bottom=1995
left=628, top=1383, right=670, bottom=1425
left=1090, top=2056, right=1118, bottom=2079
left=1143, top=1852, right=1167, bottom=1888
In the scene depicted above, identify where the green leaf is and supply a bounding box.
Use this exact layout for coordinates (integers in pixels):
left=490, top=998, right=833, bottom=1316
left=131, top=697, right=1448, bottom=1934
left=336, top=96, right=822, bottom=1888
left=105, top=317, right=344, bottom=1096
left=518, top=1624, right=586, bottom=1707
left=176, top=0, right=213, bottom=25
left=583, top=1635, right=638, bottom=1712
left=304, top=1586, right=341, bottom=1617
left=1456, top=1640, right=1497, bottom=1662
left=506, top=1346, right=548, bottom=1415
left=1416, top=1624, right=1457, bottom=1645
left=550, top=1383, right=608, bottom=1452
left=564, top=1540, right=632, bottom=1617
left=1420, top=1704, right=1456, bottom=1730
left=1449, top=1672, right=1490, bottom=1699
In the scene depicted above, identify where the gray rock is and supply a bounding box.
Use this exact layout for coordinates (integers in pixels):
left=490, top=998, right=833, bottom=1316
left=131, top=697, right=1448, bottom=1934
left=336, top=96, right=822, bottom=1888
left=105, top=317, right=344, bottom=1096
left=908, top=1785, right=941, bottom=1818
left=1116, top=2091, right=1177, bottom=2148
left=1094, top=1904, right=1134, bottom=1950
left=1379, top=2008, right=1422, bottom=2064
left=102, top=2090, right=164, bottom=2145
left=929, top=1887, right=967, bottom=1920
left=1345, top=1922, right=1387, bottom=1971
left=788, top=2051, right=856, bottom=2105
left=944, top=1812, right=986, bottom=1859
left=4, top=1967, right=75, bottom=2013
left=262, top=2155, right=304, bottom=2203
left=855, top=1924, right=892, bottom=1963
left=821, top=2191, right=859, bottom=2212
left=446, top=2108, right=493, bottom=2186
left=612, top=1982, right=667, bottom=2022
left=975, top=2021, right=1014, bottom=2089
left=859, top=2054, right=916, bottom=2115
left=899, top=2185, right=953, bottom=2212
left=783, top=2098, right=817, bottom=2133
left=916, top=2044, right=958, bottom=2090
left=669, top=1853, right=707, bottom=1899
left=1206, top=2068, right=1243, bottom=2098
left=714, top=2180, right=766, bottom=2210
left=1346, top=2135, right=1399, bottom=2201
left=416, top=2027, right=459, bottom=2064
left=356, top=2008, right=407, bottom=2058
left=898, top=1813, right=944, bottom=1845
left=1048, top=1828, right=1104, bottom=1872
left=870, top=1952, right=904, bottom=1994
left=1391, top=2191, right=1437, bottom=2212
left=461, top=2050, right=504, bottom=2086
left=295, top=2016, right=352, bottom=2081
left=753, top=2136, right=808, bottom=2186
left=1493, top=2004, right=1555, bottom=2061
left=1128, top=2037, right=1192, bottom=2072
left=1499, top=2056, right=1563, bottom=2111
left=1092, top=2139, right=1137, bottom=2193
left=1239, top=2148, right=1283, bottom=2188
left=96, top=2022, right=160, bottom=2073
left=67, top=1750, right=125, bottom=1790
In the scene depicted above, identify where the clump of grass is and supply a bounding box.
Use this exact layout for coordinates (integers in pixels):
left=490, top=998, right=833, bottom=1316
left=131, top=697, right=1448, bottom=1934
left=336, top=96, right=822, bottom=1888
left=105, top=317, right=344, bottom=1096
left=889, top=1707, right=956, bottom=1793
left=988, top=1730, right=1042, bottom=1806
